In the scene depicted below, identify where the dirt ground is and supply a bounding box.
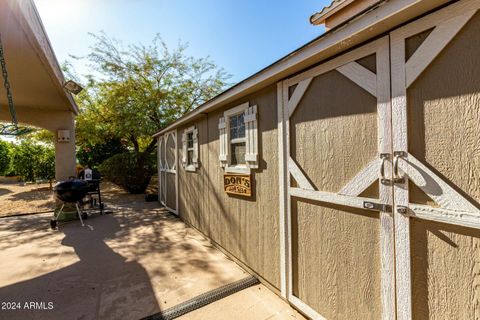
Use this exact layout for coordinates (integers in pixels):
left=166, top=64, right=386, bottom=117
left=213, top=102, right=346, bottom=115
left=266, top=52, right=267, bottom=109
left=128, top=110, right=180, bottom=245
left=0, top=183, right=56, bottom=217
left=0, top=182, right=144, bottom=217
left=0, top=183, right=303, bottom=320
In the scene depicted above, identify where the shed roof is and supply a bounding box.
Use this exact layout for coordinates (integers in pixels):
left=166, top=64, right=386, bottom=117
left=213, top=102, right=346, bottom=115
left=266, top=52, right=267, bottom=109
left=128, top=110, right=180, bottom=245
left=309, top=0, right=355, bottom=25
left=153, top=0, right=450, bottom=137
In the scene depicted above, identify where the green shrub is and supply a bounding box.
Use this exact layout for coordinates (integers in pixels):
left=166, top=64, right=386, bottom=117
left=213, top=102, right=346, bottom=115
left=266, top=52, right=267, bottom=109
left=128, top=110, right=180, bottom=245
left=0, top=140, right=11, bottom=175
left=5, top=170, right=17, bottom=177
left=11, top=141, right=44, bottom=182
left=77, top=138, right=127, bottom=167
left=36, top=147, right=55, bottom=187
left=99, top=152, right=156, bottom=194
left=8, top=141, right=55, bottom=182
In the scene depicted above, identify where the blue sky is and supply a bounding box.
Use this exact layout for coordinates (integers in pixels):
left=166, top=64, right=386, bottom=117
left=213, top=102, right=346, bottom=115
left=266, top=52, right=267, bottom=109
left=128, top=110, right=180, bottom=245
left=34, top=0, right=329, bottom=84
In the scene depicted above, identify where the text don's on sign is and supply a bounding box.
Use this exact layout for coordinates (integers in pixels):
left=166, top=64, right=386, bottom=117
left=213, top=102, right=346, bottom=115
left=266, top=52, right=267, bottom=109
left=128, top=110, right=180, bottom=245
left=224, top=174, right=252, bottom=197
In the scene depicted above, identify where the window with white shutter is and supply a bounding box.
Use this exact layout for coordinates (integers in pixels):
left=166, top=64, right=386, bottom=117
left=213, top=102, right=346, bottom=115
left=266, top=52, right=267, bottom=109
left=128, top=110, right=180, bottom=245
left=218, top=117, right=228, bottom=167
left=182, top=126, right=198, bottom=172
left=219, top=102, right=258, bottom=173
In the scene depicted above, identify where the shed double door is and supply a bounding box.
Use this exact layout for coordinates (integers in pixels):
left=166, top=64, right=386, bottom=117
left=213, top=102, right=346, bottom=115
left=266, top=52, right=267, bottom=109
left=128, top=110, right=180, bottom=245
left=158, top=130, right=178, bottom=214
left=279, top=2, right=480, bottom=319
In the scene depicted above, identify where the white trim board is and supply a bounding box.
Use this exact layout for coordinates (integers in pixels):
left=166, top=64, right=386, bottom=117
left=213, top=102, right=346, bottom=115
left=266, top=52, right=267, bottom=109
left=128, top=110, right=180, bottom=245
left=338, top=157, right=380, bottom=196
left=290, top=187, right=380, bottom=211
left=280, top=35, right=395, bottom=320
left=287, top=78, right=313, bottom=118
left=409, top=204, right=480, bottom=230
left=405, top=11, right=476, bottom=87
left=282, top=81, right=294, bottom=305
left=288, top=157, right=315, bottom=191
left=390, top=2, right=480, bottom=320
left=158, top=130, right=178, bottom=215
left=277, top=81, right=288, bottom=298
left=336, top=61, right=377, bottom=97
left=284, top=36, right=386, bottom=87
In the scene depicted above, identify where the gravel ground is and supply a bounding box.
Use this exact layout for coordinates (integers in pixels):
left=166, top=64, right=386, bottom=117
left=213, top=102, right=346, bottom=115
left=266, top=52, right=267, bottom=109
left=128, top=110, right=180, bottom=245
left=0, top=182, right=144, bottom=217
left=0, top=183, right=56, bottom=217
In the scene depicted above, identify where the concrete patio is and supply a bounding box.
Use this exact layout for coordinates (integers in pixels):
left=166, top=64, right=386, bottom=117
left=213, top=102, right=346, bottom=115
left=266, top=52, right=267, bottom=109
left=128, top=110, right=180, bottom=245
left=0, top=199, right=303, bottom=320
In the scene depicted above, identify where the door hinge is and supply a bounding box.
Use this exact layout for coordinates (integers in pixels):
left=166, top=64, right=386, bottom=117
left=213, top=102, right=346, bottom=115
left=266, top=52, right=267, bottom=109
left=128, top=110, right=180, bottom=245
left=363, top=201, right=392, bottom=213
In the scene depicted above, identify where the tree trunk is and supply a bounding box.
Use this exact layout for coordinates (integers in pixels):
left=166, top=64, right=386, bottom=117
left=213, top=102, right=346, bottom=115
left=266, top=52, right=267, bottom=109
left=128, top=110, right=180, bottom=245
left=145, top=138, right=157, bottom=154
left=130, top=135, right=140, bottom=153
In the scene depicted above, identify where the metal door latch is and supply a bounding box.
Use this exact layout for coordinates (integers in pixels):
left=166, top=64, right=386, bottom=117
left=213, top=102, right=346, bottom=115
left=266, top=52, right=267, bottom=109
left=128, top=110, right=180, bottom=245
left=393, top=151, right=407, bottom=184
left=396, top=206, right=408, bottom=215
left=379, top=153, right=391, bottom=185
left=363, top=201, right=392, bottom=213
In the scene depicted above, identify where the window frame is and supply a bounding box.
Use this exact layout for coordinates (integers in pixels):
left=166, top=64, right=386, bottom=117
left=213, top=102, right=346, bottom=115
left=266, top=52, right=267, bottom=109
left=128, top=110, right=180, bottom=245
left=224, top=103, right=249, bottom=174
left=183, top=126, right=197, bottom=172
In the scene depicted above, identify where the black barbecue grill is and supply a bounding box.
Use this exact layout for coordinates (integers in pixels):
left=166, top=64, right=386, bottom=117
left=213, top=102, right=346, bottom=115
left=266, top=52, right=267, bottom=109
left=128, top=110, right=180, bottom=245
left=50, top=178, right=104, bottom=229
left=54, top=179, right=89, bottom=203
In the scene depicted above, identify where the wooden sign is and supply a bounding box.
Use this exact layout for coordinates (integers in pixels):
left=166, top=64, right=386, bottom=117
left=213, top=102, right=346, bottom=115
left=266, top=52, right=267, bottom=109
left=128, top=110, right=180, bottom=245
left=224, top=174, right=251, bottom=197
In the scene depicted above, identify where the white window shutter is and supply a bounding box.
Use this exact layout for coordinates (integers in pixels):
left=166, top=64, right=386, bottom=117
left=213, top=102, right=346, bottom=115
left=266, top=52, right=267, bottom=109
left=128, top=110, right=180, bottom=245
left=218, top=117, right=228, bottom=167
left=244, top=105, right=258, bottom=169
left=181, top=131, right=187, bottom=166
left=192, top=128, right=199, bottom=168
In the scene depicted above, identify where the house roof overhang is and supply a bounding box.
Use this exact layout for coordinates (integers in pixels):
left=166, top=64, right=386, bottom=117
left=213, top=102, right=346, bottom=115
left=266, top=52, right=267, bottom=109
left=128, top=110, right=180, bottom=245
left=153, top=0, right=453, bottom=138
left=310, top=0, right=356, bottom=26
left=0, top=0, right=79, bottom=118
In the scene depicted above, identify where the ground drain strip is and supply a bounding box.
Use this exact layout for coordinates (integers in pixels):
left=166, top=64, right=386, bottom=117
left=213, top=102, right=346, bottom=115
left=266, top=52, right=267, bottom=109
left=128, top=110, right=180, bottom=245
left=141, top=275, right=259, bottom=320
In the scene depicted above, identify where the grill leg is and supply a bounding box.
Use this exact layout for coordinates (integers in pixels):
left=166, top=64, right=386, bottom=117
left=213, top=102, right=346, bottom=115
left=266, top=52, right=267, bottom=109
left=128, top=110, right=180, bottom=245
left=75, top=203, right=85, bottom=227
left=54, top=204, right=65, bottom=221
left=50, top=203, right=64, bottom=229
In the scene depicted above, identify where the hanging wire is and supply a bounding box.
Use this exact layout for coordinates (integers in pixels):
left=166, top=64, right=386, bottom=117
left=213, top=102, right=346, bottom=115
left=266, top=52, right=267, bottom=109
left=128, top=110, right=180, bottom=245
left=0, top=32, right=33, bottom=136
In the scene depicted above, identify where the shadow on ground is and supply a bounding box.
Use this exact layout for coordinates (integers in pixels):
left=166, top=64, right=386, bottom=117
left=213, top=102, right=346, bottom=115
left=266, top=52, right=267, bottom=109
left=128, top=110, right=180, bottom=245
left=0, top=197, right=248, bottom=320
left=0, top=188, right=12, bottom=197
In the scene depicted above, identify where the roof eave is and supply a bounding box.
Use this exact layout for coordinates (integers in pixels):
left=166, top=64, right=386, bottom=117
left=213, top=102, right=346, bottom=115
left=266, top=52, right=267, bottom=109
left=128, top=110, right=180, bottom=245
left=9, top=0, right=79, bottom=115
left=153, top=0, right=450, bottom=138
left=310, top=0, right=355, bottom=25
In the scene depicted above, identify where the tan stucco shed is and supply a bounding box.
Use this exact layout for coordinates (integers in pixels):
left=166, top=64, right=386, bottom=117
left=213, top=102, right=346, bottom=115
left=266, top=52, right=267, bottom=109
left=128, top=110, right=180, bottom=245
left=0, top=0, right=78, bottom=181
left=154, top=0, right=480, bottom=319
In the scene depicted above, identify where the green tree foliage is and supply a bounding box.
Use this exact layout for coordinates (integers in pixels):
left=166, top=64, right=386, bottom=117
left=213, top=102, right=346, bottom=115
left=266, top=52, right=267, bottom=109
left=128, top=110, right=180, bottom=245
left=98, top=152, right=156, bottom=194
left=11, top=141, right=41, bottom=181
left=69, top=33, right=230, bottom=155
left=10, top=141, right=55, bottom=183
left=65, top=33, right=230, bottom=192
left=76, top=138, right=127, bottom=168
left=36, top=147, right=56, bottom=188
left=0, top=140, right=11, bottom=175
left=23, top=129, right=55, bottom=145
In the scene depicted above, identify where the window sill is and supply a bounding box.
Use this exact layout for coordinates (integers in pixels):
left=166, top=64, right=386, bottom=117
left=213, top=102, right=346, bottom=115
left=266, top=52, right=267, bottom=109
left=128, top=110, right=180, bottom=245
left=224, top=165, right=250, bottom=174
left=185, top=165, right=197, bottom=172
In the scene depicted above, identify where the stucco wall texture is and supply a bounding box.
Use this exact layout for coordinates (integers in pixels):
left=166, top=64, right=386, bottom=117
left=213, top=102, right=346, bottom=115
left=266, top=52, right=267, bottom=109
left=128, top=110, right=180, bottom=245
left=177, top=84, right=281, bottom=289
left=158, top=5, right=480, bottom=319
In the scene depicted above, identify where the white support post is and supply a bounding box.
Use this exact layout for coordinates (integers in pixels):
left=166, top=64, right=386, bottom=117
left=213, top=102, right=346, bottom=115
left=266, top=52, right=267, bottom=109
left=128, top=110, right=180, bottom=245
left=283, top=82, right=293, bottom=301
left=391, top=23, right=412, bottom=320
left=376, top=36, right=396, bottom=320
left=175, top=129, right=179, bottom=215
left=277, top=81, right=288, bottom=299
left=157, top=136, right=163, bottom=203
left=164, top=135, right=168, bottom=207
